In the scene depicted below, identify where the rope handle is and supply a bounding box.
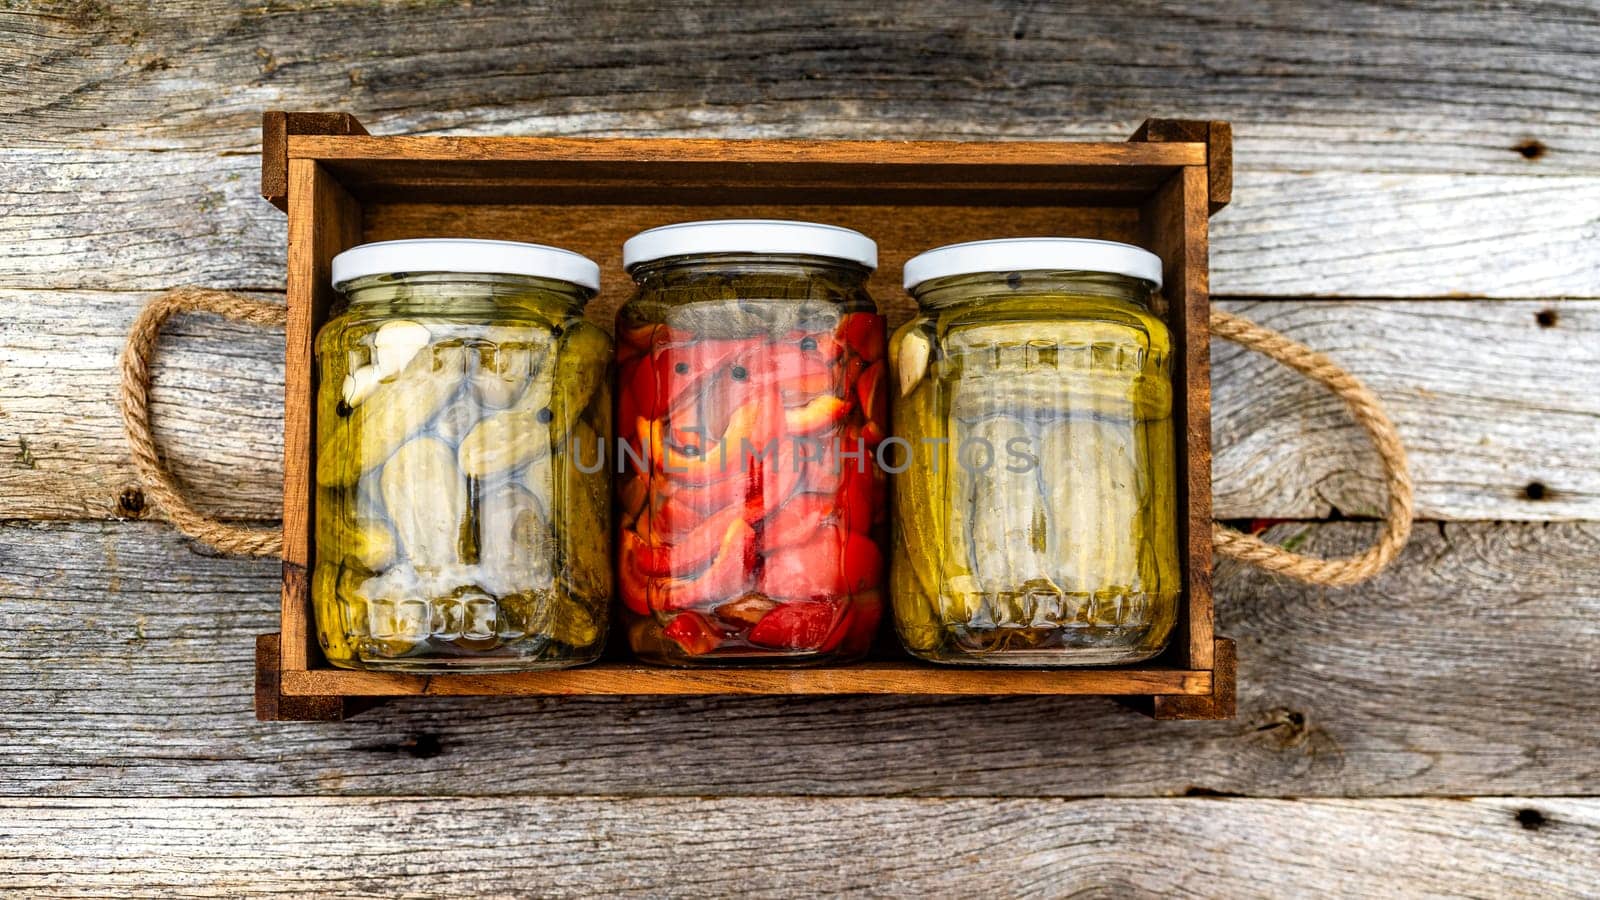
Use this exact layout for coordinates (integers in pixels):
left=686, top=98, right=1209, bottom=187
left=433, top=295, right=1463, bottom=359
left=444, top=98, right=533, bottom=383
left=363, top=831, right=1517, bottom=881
left=119, top=288, right=285, bottom=557
left=118, top=289, right=1414, bottom=585
left=1208, top=308, right=1414, bottom=586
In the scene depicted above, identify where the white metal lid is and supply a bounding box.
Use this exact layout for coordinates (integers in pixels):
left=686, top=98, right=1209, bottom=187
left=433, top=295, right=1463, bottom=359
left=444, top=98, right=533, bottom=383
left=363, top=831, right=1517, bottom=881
left=902, top=237, right=1163, bottom=291
left=622, top=219, right=878, bottom=271
left=331, top=239, right=601, bottom=292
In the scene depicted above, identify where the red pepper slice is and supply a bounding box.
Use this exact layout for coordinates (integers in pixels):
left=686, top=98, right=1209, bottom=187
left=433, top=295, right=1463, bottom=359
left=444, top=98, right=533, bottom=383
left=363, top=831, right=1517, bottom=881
left=784, top=394, right=850, bottom=436
left=857, top=360, right=887, bottom=447
left=657, top=337, right=764, bottom=413
left=663, top=610, right=725, bottom=656
left=817, top=603, right=854, bottom=653
left=763, top=524, right=882, bottom=599
left=649, top=518, right=757, bottom=611
left=621, top=524, right=672, bottom=578
left=842, top=592, right=882, bottom=652
left=760, top=492, right=834, bottom=551
left=760, top=543, right=841, bottom=600
left=840, top=313, right=886, bottom=363
left=651, top=504, right=747, bottom=580
left=840, top=530, right=884, bottom=595
left=618, top=545, right=653, bottom=616
left=743, top=434, right=808, bottom=523
left=648, top=400, right=776, bottom=486
left=836, top=461, right=876, bottom=535
left=747, top=599, right=844, bottom=651
left=760, top=520, right=859, bottom=601
left=627, top=351, right=669, bottom=420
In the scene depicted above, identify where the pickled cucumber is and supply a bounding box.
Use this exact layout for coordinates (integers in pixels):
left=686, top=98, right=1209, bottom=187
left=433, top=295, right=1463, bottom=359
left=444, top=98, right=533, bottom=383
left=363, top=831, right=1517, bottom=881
left=318, top=343, right=467, bottom=485
left=889, top=289, right=1180, bottom=665
left=312, top=271, right=613, bottom=672
left=380, top=435, right=470, bottom=570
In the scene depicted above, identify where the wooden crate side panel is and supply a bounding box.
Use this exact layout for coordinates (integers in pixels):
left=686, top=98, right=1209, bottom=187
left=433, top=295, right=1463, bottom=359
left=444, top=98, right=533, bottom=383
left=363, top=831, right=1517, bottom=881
left=281, top=160, right=361, bottom=675
left=361, top=202, right=1144, bottom=329
left=1139, top=166, right=1216, bottom=672
left=290, top=134, right=1206, bottom=167
left=280, top=663, right=1213, bottom=698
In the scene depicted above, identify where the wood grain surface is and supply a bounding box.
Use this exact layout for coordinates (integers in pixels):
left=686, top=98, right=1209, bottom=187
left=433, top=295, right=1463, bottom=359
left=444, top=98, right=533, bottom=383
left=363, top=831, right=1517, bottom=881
left=5, top=1, right=1597, bottom=176
left=2, top=796, right=1595, bottom=897
left=4, top=150, right=1596, bottom=297
left=5, top=0, right=1599, bottom=892
left=4, top=521, right=1595, bottom=799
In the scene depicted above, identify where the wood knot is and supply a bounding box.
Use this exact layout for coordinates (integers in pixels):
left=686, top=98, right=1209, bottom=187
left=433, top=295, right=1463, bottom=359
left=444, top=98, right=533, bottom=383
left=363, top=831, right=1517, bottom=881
left=1524, top=482, right=1548, bottom=501
left=355, top=732, right=444, bottom=759
left=1253, top=707, right=1310, bottom=748
left=1515, top=808, right=1547, bottom=830
left=1535, top=309, right=1558, bottom=328
left=1183, top=786, right=1244, bottom=798
left=1512, top=139, right=1547, bottom=160
left=116, top=487, right=146, bottom=517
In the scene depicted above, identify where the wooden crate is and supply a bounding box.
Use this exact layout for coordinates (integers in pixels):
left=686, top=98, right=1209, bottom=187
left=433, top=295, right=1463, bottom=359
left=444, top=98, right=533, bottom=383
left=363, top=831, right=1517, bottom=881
left=255, top=111, right=1236, bottom=721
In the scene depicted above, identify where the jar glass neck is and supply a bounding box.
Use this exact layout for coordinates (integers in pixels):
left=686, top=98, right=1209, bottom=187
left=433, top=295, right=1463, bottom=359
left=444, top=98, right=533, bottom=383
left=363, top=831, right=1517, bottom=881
left=911, top=270, right=1155, bottom=311
left=629, top=253, right=872, bottom=288
left=339, top=272, right=592, bottom=317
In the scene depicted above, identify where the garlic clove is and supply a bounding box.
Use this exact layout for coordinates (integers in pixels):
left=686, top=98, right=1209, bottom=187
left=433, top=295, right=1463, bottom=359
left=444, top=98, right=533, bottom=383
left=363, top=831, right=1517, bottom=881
left=341, top=364, right=382, bottom=406
left=372, top=320, right=432, bottom=377
left=896, top=330, right=931, bottom=397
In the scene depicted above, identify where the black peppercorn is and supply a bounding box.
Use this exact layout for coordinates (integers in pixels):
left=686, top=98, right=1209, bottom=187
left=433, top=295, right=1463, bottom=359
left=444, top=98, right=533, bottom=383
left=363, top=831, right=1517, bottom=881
left=730, top=365, right=748, bottom=380
left=335, top=400, right=353, bottom=418
left=800, top=337, right=818, bottom=352
left=536, top=407, right=554, bottom=424
left=675, top=362, right=690, bottom=375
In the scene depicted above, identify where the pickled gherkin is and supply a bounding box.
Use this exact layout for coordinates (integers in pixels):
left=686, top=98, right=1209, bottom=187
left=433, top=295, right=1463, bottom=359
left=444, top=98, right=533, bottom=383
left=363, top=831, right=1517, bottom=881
left=311, top=243, right=612, bottom=673
left=890, top=240, right=1181, bottom=666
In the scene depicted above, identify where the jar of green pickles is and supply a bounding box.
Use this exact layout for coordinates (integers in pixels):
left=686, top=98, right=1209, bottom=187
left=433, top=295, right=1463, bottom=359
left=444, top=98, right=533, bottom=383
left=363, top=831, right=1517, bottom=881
left=313, top=239, right=613, bottom=672
left=890, top=238, right=1180, bottom=665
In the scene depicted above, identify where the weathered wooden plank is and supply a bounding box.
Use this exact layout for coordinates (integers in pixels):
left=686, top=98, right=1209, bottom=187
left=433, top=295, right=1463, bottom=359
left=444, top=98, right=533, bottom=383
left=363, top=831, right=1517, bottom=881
left=0, top=795, right=1593, bottom=897
left=0, top=289, right=286, bottom=520
left=1212, top=299, right=1600, bottom=520
left=3, top=1, right=1598, bottom=175
left=1, top=520, right=1595, bottom=798
left=5, top=149, right=1599, bottom=297
left=4, top=291, right=1592, bottom=522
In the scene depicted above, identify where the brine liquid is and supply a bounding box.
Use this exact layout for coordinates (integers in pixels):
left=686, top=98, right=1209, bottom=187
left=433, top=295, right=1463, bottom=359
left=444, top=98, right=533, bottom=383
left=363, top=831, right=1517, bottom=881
left=891, top=294, right=1180, bottom=665
left=615, top=288, right=888, bottom=666
left=312, top=282, right=612, bottom=673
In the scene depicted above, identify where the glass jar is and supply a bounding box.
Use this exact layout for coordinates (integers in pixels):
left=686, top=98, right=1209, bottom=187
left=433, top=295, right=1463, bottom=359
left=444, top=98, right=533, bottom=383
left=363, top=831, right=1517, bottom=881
left=890, top=238, right=1180, bottom=665
left=312, top=239, right=613, bottom=672
left=615, top=220, right=888, bottom=665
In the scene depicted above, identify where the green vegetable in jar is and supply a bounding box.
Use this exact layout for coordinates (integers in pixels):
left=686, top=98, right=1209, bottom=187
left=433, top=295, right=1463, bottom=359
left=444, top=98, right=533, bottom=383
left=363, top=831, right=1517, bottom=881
left=318, top=342, right=467, bottom=486
left=890, top=255, right=1181, bottom=666
left=309, top=247, right=613, bottom=672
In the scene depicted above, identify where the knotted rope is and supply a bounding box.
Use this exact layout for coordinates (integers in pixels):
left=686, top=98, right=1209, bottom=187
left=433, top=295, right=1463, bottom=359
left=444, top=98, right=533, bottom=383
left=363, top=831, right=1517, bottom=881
left=118, top=287, right=286, bottom=557
left=1209, top=308, right=1413, bottom=586
left=118, top=289, right=1414, bottom=585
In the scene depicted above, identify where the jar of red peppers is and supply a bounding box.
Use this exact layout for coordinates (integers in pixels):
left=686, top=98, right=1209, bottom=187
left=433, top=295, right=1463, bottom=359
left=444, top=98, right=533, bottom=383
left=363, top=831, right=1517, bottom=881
left=615, top=221, right=888, bottom=665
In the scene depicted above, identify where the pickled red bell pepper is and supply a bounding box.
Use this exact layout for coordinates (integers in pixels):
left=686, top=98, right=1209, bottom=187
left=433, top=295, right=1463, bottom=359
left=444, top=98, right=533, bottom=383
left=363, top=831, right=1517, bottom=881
left=747, top=600, right=845, bottom=651
left=616, top=310, right=888, bottom=661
